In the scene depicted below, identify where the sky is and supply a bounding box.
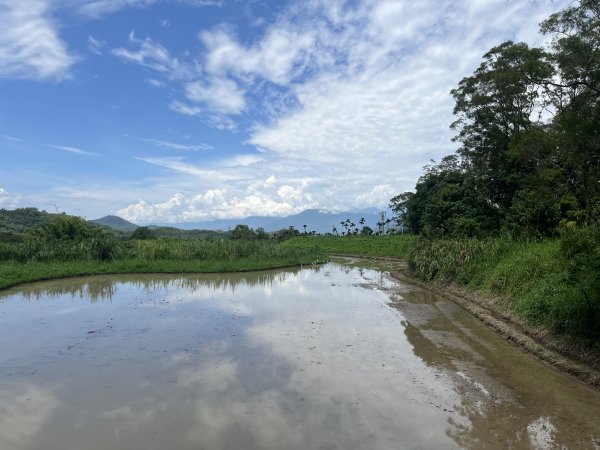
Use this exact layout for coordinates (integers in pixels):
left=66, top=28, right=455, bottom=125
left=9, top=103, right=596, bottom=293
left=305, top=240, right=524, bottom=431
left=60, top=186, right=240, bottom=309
left=0, top=0, right=570, bottom=224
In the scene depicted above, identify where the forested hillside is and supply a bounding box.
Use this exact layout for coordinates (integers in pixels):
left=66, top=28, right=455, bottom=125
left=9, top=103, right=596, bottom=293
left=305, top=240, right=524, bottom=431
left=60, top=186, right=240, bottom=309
left=0, top=208, right=54, bottom=242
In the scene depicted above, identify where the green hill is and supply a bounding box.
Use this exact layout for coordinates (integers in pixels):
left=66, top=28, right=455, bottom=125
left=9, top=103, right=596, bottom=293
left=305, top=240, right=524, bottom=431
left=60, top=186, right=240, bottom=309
left=91, top=215, right=138, bottom=232
left=0, top=208, right=54, bottom=242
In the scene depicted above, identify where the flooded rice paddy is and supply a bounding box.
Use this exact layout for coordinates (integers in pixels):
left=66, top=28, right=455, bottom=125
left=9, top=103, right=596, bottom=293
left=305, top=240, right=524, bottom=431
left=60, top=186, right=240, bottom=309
left=0, top=261, right=599, bottom=449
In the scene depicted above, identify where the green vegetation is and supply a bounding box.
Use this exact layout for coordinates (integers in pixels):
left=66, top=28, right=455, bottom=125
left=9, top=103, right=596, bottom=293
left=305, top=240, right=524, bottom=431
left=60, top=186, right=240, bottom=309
left=282, top=235, right=415, bottom=259
left=0, top=256, right=324, bottom=292
left=0, top=215, right=326, bottom=290
left=0, top=208, right=53, bottom=242
left=409, top=230, right=600, bottom=342
left=383, top=2, right=600, bottom=345
left=390, top=1, right=599, bottom=237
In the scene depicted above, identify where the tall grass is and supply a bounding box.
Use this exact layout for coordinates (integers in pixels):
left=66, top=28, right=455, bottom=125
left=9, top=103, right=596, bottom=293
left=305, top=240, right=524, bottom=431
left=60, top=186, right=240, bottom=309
left=408, top=231, right=600, bottom=341
left=0, top=238, right=322, bottom=263
left=0, top=238, right=326, bottom=291
left=282, top=235, right=416, bottom=259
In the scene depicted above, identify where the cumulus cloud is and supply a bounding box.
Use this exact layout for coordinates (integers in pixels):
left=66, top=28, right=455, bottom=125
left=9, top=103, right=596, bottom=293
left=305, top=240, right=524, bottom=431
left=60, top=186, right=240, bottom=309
left=117, top=176, right=317, bottom=223
left=111, top=0, right=569, bottom=222
left=0, top=0, right=75, bottom=80
left=0, top=187, right=21, bottom=208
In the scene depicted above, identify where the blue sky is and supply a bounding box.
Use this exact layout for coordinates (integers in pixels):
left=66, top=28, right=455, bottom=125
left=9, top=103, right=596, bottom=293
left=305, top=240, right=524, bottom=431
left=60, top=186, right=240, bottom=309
left=0, top=0, right=569, bottom=223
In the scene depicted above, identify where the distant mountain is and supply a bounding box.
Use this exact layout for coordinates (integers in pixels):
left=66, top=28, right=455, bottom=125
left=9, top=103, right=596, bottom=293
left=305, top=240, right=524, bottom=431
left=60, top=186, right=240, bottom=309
left=154, top=208, right=392, bottom=234
left=92, top=215, right=138, bottom=232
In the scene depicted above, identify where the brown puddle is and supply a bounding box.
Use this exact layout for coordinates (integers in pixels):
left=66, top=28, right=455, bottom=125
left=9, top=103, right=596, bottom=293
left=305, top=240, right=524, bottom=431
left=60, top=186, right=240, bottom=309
left=0, top=263, right=599, bottom=449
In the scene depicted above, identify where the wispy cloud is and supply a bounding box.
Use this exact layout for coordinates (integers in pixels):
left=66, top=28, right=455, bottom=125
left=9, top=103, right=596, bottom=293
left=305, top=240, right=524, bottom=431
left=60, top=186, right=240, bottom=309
left=135, top=156, right=220, bottom=178
left=184, top=77, right=246, bottom=115
left=76, top=0, right=222, bottom=18
left=50, top=145, right=98, bottom=156
left=139, top=138, right=212, bottom=152
left=111, top=31, right=190, bottom=78
left=77, top=0, right=157, bottom=18
left=1, top=135, right=25, bottom=142
left=0, top=0, right=75, bottom=80
left=87, top=35, right=105, bottom=55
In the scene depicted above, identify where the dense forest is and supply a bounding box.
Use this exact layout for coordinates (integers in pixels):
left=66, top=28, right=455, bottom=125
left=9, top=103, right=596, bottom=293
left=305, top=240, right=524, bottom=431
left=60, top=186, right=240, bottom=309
left=390, top=0, right=599, bottom=238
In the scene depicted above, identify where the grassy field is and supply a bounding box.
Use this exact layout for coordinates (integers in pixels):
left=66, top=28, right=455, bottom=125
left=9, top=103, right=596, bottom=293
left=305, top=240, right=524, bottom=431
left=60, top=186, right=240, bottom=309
left=281, top=235, right=416, bottom=259
left=0, top=238, right=326, bottom=291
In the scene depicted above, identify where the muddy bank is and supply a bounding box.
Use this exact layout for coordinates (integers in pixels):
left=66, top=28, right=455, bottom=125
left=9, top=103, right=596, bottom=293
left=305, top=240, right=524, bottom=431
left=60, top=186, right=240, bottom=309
left=391, top=271, right=600, bottom=389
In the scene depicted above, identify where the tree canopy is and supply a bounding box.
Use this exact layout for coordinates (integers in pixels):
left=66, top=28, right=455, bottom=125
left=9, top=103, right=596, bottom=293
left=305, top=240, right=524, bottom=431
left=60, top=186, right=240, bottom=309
left=392, top=0, right=600, bottom=237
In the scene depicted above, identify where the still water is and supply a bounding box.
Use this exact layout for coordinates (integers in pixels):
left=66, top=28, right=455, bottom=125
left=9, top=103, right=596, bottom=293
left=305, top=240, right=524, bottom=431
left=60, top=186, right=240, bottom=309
left=0, top=262, right=599, bottom=449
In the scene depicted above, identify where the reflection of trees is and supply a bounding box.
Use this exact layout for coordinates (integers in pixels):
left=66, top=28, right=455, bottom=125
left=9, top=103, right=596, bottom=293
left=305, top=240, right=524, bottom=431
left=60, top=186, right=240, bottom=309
left=0, top=267, right=314, bottom=303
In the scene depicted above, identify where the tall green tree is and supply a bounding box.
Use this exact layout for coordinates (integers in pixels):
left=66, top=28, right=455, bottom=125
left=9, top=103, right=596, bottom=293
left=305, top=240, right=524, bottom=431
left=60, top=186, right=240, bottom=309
left=450, top=41, right=553, bottom=210
left=540, top=0, right=600, bottom=224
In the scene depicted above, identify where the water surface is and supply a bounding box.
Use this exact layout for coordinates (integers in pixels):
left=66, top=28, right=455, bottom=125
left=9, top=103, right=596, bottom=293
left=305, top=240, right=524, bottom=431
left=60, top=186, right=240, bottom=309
left=0, top=263, right=599, bottom=449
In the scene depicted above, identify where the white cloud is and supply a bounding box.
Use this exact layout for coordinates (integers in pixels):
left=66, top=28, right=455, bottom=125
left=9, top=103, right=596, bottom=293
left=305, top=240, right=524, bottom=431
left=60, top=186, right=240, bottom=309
left=118, top=183, right=318, bottom=223
left=0, top=0, right=74, bottom=80
left=139, top=137, right=212, bottom=151
left=87, top=35, right=105, bottom=55
left=50, top=145, right=98, bottom=156
left=77, top=0, right=157, bottom=18
left=112, top=31, right=188, bottom=78
left=135, top=157, right=221, bottom=179
left=185, top=77, right=246, bottom=115
left=0, top=187, right=21, bottom=208
left=200, top=26, right=313, bottom=85
left=169, top=100, right=202, bottom=117
left=0, top=135, right=24, bottom=142
left=117, top=192, right=184, bottom=222
left=111, top=0, right=570, bottom=222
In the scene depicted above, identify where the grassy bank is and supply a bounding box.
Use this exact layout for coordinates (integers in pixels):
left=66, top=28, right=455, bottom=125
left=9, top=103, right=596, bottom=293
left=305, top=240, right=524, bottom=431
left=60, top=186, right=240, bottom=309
left=408, top=230, right=600, bottom=345
left=0, top=239, right=326, bottom=290
left=281, top=235, right=416, bottom=259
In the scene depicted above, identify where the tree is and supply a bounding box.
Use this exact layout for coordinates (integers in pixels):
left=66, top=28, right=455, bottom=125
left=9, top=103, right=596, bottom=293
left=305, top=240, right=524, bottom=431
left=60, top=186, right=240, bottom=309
left=390, top=156, right=499, bottom=237
left=540, top=0, right=600, bottom=224
left=31, top=214, right=91, bottom=242
left=230, top=224, right=257, bottom=240
left=273, top=226, right=300, bottom=241
left=451, top=41, right=553, bottom=210
left=130, top=226, right=155, bottom=240
left=255, top=227, right=269, bottom=239
left=360, top=226, right=373, bottom=236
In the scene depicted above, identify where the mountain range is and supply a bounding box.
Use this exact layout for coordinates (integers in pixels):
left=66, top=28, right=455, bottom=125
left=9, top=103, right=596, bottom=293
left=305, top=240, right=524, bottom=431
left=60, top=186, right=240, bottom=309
left=92, top=208, right=393, bottom=234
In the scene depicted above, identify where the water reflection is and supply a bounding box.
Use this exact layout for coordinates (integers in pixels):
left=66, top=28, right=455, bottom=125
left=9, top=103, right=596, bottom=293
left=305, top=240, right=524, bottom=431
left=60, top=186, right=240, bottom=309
left=0, top=267, right=312, bottom=303
left=0, top=263, right=599, bottom=449
left=389, top=286, right=600, bottom=449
